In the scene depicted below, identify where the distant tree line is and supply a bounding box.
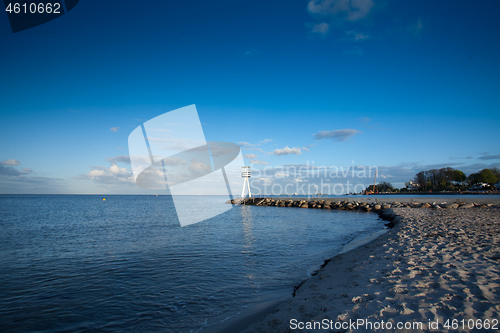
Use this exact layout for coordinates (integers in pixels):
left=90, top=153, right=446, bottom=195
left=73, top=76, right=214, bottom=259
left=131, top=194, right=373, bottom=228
left=413, top=167, right=499, bottom=192
left=363, top=167, right=499, bottom=193
left=467, top=168, right=499, bottom=186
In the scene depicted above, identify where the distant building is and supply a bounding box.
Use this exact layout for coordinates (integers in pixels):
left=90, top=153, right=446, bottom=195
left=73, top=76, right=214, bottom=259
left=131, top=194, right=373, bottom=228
left=469, top=183, right=490, bottom=190
left=405, top=180, right=420, bottom=191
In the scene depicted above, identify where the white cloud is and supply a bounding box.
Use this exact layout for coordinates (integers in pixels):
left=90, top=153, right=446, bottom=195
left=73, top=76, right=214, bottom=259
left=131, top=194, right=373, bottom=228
left=110, top=163, right=128, bottom=175
left=314, top=129, right=362, bottom=141
left=110, top=127, right=120, bottom=133
left=1, top=159, right=20, bottom=166
left=312, top=22, right=330, bottom=35
left=244, top=154, right=257, bottom=159
left=89, top=169, right=106, bottom=178
left=308, top=0, right=374, bottom=21
left=259, top=139, right=273, bottom=144
left=272, top=146, right=302, bottom=156
left=80, top=162, right=134, bottom=185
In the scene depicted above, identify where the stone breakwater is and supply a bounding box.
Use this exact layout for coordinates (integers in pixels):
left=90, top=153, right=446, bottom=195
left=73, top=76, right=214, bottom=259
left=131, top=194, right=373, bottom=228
left=228, top=197, right=499, bottom=212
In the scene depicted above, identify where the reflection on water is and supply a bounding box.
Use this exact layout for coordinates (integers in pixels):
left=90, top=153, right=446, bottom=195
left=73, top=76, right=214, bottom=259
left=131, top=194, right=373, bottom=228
left=241, top=205, right=254, bottom=249
left=240, top=205, right=257, bottom=284
left=0, top=195, right=384, bottom=332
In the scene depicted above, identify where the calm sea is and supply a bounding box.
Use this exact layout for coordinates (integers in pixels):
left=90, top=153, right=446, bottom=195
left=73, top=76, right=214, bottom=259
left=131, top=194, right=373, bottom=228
left=0, top=195, right=384, bottom=332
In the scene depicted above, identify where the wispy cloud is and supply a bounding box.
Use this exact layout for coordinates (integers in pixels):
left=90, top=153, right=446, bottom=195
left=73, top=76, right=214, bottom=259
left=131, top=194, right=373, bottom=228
left=243, top=48, right=261, bottom=56
left=313, top=129, right=362, bottom=141
left=308, top=0, right=375, bottom=21
left=478, top=154, right=500, bottom=160
left=272, top=146, right=302, bottom=156
left=244, top=154, right=257, bottom=159
left=345, top=31, right=370, bottom=41
left=312, top=22, right=330, bottom=35
left=0, top=165, right=21, bottom=176
left=237, top=140, right=268, bottom=154
left=250, top=159, right=269, bottom=165
left=107, top=155, right=131, bottom=164
left=237, top=141, right=255, bottom=148
left=449, top=156, right=474, bottom=160
left=357, top=117, right=371, bottom=124
left=1, top=159, right=20, bottom=166
left=110, top=127, right=120, bottom=133
left=354, top=33, right=369, bottom=40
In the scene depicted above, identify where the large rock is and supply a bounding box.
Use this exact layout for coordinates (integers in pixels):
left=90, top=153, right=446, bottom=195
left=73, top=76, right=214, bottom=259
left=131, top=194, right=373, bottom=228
left=300, top=203, right=308, bottom=208
left=445, top=203, right=459, bottom=209
left=421, top=203, right=431, bottom=208
left=459, top=203, right=474, bottom=209
left=381, top=204, right=391, bottom=210
left=373, top=204, right=381, bottom=210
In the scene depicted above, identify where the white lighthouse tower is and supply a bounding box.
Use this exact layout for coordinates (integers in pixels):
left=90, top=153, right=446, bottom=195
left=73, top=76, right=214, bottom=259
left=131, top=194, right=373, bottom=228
left=241, top=166, right=252, bottom=198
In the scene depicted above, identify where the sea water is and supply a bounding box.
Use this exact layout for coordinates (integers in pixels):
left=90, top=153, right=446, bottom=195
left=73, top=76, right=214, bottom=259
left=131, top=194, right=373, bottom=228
left=0, top=195, right=384, bottom=332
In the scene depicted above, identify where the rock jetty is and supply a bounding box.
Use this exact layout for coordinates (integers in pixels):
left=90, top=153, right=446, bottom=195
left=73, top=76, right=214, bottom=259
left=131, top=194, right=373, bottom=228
left=226, top=197, right=498, bottom=211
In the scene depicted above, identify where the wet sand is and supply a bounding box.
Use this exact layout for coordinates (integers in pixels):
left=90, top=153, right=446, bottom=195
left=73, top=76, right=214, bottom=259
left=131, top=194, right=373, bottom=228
left=238, top=206, right=500, bottom=332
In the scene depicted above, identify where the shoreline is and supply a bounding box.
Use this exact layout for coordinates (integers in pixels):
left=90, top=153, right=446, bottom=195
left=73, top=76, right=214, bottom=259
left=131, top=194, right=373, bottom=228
left=232, top=200, right=500, bottom=333
left=205, top=209, right=394, bottom=333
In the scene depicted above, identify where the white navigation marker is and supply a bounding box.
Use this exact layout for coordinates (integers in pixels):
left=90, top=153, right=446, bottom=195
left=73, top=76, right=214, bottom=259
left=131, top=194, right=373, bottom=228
left=241, top=166, right=252, bottom=198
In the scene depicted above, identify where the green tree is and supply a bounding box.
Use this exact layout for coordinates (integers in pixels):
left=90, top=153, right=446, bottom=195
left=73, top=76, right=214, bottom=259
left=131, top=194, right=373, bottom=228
left=415, top=171, right=426, bottom=190
left=467, top=172, right=481, bottom=185
left=491, top=167, right=500, bottom=181
left=452, top=170, right=466, bottom=182
left=377, top=181, right=394, bottom=192
left=479, top=169, right=497, bottom=184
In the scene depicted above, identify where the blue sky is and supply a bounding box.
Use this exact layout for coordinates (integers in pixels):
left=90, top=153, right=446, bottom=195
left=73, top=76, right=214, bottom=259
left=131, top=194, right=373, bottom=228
left=1, top=0, right=499, bottom=194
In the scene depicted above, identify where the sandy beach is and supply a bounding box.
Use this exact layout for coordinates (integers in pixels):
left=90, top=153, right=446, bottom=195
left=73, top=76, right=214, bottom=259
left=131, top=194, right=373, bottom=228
left=238, top=206, right=500, bottom=332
